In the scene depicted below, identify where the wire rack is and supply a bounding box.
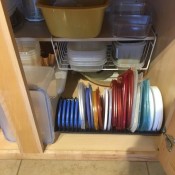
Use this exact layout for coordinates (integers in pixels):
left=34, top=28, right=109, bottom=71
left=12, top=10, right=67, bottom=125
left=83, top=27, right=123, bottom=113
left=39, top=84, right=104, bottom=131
left=51, top=38, right=156, bottom=71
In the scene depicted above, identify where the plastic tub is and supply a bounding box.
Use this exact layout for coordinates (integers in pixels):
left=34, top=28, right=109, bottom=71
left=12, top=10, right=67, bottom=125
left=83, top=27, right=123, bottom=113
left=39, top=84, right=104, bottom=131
left=112, top=41, right=146, bottom=67
left=23, top=66, right=54, bottom=91
left=112, top=15, right=152, bottom=38
left=36, top=0, right=109, bottom=38
left=67, top=42, right=107, bottom=62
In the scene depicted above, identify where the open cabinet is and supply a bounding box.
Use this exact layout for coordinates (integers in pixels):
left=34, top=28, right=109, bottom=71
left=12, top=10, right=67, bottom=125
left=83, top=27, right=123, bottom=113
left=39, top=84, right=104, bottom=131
left=1, top=0, right=175, bottom=175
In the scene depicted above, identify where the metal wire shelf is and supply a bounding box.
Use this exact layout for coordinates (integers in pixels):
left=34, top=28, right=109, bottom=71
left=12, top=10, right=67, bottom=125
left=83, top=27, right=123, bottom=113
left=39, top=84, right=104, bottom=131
left=51, top=38, right=156, bottom=71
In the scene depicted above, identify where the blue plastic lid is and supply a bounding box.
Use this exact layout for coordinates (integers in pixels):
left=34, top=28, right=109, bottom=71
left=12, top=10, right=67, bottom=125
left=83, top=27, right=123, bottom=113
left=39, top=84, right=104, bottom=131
left=74, top=99, right=79, bottom=130
left=89, top=85, right=94, bottom=129
left=66, top=99, right=71, bottom=130
left=62, top=99, right=67, bottom=130
left=57, top=98, right=63, bottom=129
left=86, top=88, right=92, bottom=129
left=70, top=99, right=75, bottom=129
left=138, top=79, right=151, bottom=131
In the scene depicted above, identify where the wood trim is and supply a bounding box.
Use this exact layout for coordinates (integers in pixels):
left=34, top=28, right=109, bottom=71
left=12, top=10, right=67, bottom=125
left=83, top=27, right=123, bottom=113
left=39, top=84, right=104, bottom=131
left=21, top=151, right=158, bottom=161
left=0, top=1, right=43, bottom=153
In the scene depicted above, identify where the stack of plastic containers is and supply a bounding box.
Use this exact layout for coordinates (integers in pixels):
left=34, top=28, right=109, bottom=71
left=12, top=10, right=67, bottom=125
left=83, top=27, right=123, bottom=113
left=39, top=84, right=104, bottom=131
left=16, top=40, right=41, bottom=66
left=112, top=0, right=151, bottom=68
left=112, top=0, right=152, bottom=38
left=67, top=42, right=107, bottom=72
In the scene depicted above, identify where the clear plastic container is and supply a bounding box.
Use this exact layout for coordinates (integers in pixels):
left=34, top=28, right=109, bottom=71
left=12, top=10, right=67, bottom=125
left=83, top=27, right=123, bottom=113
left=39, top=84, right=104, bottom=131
left=29, top=88, right=55, bottom=144
left=37, top=0, right=109, bottom=38
left=67, top=42, right=107, bottom=71
left=113, top=3, right=146, bottom=15
left=22, top=0, right=44, bottom=21
left=23, top=66, right=54, bottom=91
left=16, top=40, right=41, bottom=66
left=67, top=42, right=107, bottom=62
left=69, top=59, right=106, bottom=72
left=112, top=41, right=146, bottom=68
left=112, top=15, right=152, bottom=38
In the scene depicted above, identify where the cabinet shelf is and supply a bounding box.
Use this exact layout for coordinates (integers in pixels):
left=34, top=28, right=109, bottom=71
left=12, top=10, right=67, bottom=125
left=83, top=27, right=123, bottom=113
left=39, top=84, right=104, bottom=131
left=14, top=16, right=155, bottom=42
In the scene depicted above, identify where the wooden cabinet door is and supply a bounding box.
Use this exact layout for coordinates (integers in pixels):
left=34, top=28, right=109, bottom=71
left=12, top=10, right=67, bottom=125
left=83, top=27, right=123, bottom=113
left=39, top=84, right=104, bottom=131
left=159, top=101, right=175, bottom=175
left=0, top=0, right=43, bottom=153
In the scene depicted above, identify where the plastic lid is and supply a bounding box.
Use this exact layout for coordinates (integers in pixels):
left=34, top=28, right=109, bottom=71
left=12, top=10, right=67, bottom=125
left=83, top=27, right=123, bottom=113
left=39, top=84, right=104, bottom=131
left=130, top=83, right=141, bottom=132
left=130, top=69, right=138, bottom=129
left=78, top=82, right=86, bottom=129
left=92, top=91, right=99, bottom=130
left=57, top=98, right=63, bottom=129
left=85, top=88, right=92, bottom=129
left=62, top=99, right=67, bottom=130
left=107, top=89, right=112, bottom=131
left=70, top=99, right=75, bottom=129
left=111, top=80, right=117, bottom=129
left=89, top=85, right=94, bottom=129
left=103, top=88, right=109, bottom=130
left=74, top=99, right=79, bottom=130
left=66, top=100, right=71, bottom=130
left=151, top=86, right=163, bottom=131
left=96, top=88, right=103, bottom=130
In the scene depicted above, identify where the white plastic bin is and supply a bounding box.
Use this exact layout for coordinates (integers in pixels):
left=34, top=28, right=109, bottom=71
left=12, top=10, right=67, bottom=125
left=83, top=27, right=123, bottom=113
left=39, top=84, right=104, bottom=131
left=113, top=41, right=146, bottom=68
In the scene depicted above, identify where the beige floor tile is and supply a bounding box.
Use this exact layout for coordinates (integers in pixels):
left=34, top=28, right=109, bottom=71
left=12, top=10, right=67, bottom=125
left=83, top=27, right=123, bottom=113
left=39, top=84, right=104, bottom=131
left=0, top=160, right=21, bottom=175
left=147, top=162, right=166, bottom=175
left=18, top=160, right=148, bottom=175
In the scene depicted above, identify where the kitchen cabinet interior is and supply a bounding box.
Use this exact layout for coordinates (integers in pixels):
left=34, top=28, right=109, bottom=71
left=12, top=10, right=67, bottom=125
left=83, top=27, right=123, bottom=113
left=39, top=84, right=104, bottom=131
left=1, top=0, right=175, bottom=175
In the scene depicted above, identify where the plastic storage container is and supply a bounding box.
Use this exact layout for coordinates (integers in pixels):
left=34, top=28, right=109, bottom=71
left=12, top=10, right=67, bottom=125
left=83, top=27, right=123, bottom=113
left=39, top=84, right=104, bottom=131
left=113, top=2, right=145, bottom=15
left=67, top=42, right=107, bottom=72
left=67, top=42, right=107, bottom=61
left=29, top=88, right=55, bottom=144
left=112, top=15, right=152, bottom=38
left=22, top=0, right=44, bottom=21
left=23, top=66, right=54, bottom=91
left=112, top=41, right=146, bottom=68
left=0, top=66, right=67, bottom=144
left=16, top=40, right=41, bottom=66
left=36, top=0, right=109, bottom=38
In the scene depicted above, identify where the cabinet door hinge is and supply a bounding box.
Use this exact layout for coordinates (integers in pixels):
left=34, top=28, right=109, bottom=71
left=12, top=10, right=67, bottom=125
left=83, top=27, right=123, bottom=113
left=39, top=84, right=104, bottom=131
left=162, top=128, right=175, bottom=152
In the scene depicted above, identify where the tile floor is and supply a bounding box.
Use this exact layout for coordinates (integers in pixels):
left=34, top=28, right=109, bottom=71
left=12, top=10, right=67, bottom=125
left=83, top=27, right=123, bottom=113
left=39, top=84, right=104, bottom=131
left=0, top=160, right=166, bottom=175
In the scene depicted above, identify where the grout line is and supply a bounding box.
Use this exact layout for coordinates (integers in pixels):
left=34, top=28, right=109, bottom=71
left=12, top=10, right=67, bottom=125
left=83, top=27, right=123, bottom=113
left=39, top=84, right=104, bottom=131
left=146, top=162, right=150, bottom=175
left=16, top=160, right=22, bottom=175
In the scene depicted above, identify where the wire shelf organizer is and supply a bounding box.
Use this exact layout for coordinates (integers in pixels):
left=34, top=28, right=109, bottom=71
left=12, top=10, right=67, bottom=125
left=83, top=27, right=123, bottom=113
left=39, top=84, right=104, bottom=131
left=51, top=37, right=156, bottom=71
